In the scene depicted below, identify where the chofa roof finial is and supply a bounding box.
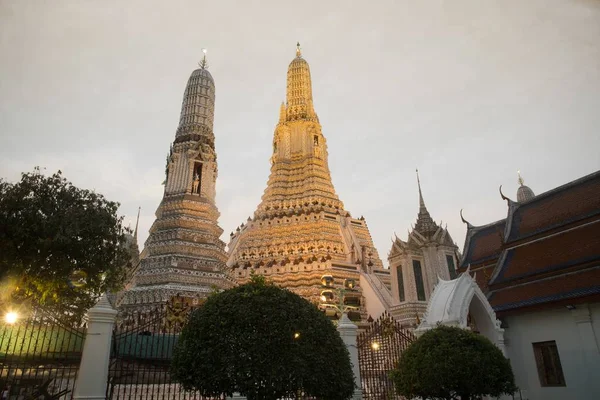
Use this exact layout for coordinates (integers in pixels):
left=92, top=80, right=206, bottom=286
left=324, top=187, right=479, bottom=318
left=499, top=185, right=509, bottom=202
left=460, top=209, right=473, bottom=228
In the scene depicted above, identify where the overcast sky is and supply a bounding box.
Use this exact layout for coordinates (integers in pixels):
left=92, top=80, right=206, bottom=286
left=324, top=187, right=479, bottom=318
left=1, top=0, right=599, bottom=266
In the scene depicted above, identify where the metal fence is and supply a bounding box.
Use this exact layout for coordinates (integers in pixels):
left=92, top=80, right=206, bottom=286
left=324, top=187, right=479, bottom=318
left=107, top=295, right=219, bottom=400
left=357, top=312, right=415, bottom=400
left=0, top=307, right=85, bottom=400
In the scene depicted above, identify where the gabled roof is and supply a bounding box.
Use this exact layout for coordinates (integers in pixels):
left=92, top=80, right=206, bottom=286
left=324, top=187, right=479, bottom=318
left=504, top=170, right=600, bottom=243
left=459, top=169, right=600, bottom=315
left=459, top=219, right=506, bottom=269
left=490, top=220, right=600, bottom=286
left=489, top=266, right=600, bottom=313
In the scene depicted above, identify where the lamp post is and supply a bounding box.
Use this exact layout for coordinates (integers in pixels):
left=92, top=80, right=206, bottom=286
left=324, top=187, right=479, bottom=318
left=320, top=276, right=363, bottom=399
left=319, top=276, right=359, bottom=320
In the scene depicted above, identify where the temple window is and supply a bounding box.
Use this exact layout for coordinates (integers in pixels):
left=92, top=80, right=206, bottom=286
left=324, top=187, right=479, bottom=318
left=533, top=341, right=566, bottom=387
left=412, top=259, right=426, bottom=301
left=273, top=141, right=278, bottom=153
left=446, top=255, right=457, bottom=279
left=313, top=135, right=319, bottom=146
left=396, top=265, right=405, bottom=302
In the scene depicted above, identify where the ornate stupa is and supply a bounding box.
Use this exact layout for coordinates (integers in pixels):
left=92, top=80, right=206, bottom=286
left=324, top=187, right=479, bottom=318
left=227, top=44, right=384, bottom=319
left=119, top=52, right=233, bottom=310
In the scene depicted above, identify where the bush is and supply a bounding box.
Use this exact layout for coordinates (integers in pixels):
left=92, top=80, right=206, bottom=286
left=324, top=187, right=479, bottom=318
left=171, top=276, right=355, bottom=400
left=391, top=325, right=516, bottom=400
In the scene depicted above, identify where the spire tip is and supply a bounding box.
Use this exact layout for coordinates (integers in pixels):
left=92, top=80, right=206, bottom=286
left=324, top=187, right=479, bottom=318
left=416, top=169, right=425, bottom=208
left=199, top=48, right=208, bottom=69
left=296, top=42, right=301, bottom=57
left=517, top=170, right=524, bottom=186
left=133, top=206, right=141, bottom=242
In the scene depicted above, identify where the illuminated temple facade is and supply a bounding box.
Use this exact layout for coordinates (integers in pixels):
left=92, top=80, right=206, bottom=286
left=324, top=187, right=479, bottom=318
left=227, top=45, right=390, bottom=320
left=119, top=55, right=233, bottom=309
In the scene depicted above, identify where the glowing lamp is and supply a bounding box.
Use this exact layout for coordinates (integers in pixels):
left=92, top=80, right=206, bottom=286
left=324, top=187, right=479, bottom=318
left=294, top=332, right=300, bottom=339
left=5, top=312, right=18, bottom=324
left=371, top=342, right=380, bottom=351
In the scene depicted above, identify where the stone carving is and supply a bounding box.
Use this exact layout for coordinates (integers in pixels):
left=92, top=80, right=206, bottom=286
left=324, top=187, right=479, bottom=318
left=192, top=174, right=200, bottom=194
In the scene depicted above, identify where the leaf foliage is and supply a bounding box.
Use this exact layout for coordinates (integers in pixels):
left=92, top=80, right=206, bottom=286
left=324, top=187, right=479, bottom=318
left=0, top=168, right=131, bottom=319
left=171, top=277, right=355, bottom=400
left=391, top=325, right=517, bottom=400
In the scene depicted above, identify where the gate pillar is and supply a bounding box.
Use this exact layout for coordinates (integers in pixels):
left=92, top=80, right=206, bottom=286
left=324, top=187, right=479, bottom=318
left=73, top=294, right=118, bottom=400
left=338, top=313, right=363, bottom=400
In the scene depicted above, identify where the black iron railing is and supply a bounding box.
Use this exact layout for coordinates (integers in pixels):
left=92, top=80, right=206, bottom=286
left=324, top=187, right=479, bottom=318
left=357, top=312, right=415, bottom=400
left=0, top=307, right=85, bottom=400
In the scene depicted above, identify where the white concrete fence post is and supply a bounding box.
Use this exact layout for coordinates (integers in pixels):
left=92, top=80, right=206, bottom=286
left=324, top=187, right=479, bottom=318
left=73, top=294, right=118, bottom=400
left=337, top=313, right=363, bottom=400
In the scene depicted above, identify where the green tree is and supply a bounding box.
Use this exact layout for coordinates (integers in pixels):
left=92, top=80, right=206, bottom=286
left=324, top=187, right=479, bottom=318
left=171, top=275, right=355, bottom=400
left=0, top=168, right=131, bottom=319
left=391, top=325, right=516, bottom=400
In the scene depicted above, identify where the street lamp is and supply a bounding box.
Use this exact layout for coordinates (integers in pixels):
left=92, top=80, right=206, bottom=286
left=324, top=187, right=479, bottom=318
left=4, top=311, right=18, bottom=324
left=318, top=276, right=360, bottom=321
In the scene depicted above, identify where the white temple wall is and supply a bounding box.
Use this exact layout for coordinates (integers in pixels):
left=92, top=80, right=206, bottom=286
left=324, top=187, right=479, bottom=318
left=360, top=273, right=387, bottom=320
left=503, top=304, right=600, bottom=400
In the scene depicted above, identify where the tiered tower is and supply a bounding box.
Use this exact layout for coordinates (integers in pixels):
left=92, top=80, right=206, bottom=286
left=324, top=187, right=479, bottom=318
left=227, top=44, right=384, bottom=319
left=119, top=53, right=233, bottom=310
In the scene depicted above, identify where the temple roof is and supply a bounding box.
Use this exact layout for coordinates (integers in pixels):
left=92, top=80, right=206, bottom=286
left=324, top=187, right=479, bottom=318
left=504, top=170, right=600, bottom=243
left=459, top=169, right=600, bottom=314
left=459, top=219, right=506, bottom=269
left=388, top=171, right=457, bottom=258
left=489, top=266, right=600, bottom=313
left=491, top=221, right=600, bottom=286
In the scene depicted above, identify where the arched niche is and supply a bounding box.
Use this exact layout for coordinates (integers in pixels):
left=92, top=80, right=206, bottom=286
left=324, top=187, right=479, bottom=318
left=415, top=272, right=505, bottom=355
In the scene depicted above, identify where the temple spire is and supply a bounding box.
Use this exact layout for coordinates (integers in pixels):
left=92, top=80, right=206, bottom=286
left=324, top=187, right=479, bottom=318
left=286, top=43, right=316, bottom=121
left=176, top=50, right=215, bottom=139
left=199, top=48, right=208, bottom=69
left=133, top=206, right=141, bottom=242
left=416, top=169, right=426, bottom=209
left=413, top=169, right=438, bottom=238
